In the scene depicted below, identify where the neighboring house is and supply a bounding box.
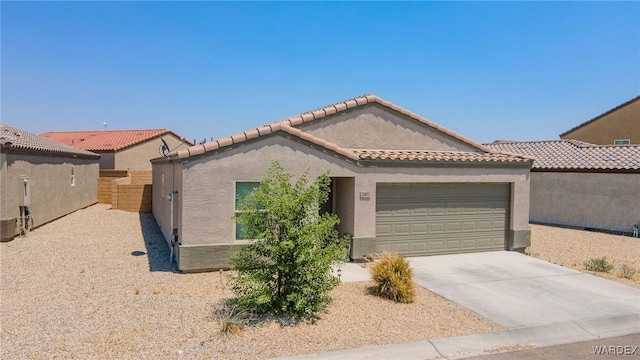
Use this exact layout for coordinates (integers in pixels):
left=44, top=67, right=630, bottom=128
left=41, top=129, right=189, bottom=170
left=560, top=96, right=640, bottom=145
left=152, top=94, right=533, bottom=272
left=0, top=124, right=100, bottom=241
left=486, top=140, right=640, bottom=234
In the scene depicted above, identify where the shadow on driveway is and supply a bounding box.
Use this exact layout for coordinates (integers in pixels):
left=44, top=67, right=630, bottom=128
left=138, top=213, right=179, bottom=273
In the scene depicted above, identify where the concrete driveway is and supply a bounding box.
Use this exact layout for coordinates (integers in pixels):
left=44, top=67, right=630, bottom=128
left=408, top=251, right=640, bottom=329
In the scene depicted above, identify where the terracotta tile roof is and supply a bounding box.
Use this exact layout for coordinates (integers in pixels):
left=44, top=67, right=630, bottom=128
left=0, top=124, right=100, bottom=158
left=353, top=149, right=530, bottom=163
left=41, top=129, right=183, bottom=151
left=485, top=140, right=640, bottom=171
left=171, top=120, right=530, bottom=165
left=559, top=95, right=640, bottom=137
left=171, top=94, right=499, bottom=160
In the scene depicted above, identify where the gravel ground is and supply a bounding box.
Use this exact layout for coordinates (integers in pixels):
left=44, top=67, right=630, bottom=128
left=529, top=224, right=640, bottom=289
left=1, top=205, right=500, bottom=360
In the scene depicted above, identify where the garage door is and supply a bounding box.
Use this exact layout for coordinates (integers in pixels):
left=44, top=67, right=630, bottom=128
left=376, top=183, right=509, bottom=256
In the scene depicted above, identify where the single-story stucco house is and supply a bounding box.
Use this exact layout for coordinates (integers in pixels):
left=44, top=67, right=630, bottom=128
left=151, top=94, right=533, bottom=272
left=560, top=95, right=639, bottom=145
left=486, top=140, right=640, bottom=234
left=1, top=124, right=100, bottom=241
left=42, top=129, right=190, bottom=170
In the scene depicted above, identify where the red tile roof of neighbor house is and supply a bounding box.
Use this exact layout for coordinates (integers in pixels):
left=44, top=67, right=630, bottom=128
left=40, top=129, right=186, bottom=151
left=485, top=140, right=640, bottom=171
left=0, top=124, right=100, bottom=158
left=559, top=95, right=640, bottom=137
left=167, top=94, right=532, bottom=165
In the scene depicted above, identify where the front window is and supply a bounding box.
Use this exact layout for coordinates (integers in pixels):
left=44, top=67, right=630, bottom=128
left=613, top=139, right=630, bottom=146
left=235, top=182, right=260, bottom=239
left=71, top=166, right=76, bottom=186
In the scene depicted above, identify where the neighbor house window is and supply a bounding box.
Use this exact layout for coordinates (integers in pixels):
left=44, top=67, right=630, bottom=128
left=613, top=139, right=630, bottom=146
left=71, top=166, right=76, bottom=186
left=235, top=182, right=260, bottom=239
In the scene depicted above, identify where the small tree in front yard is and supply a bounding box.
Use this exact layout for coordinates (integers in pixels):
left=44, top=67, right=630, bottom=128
left=229, top=161, right=349, bottom=319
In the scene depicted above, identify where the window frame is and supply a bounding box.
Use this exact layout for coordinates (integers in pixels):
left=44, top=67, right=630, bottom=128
left=234, top=181, right=260, bottom=240
left=70, top=166, right=76, bottom=187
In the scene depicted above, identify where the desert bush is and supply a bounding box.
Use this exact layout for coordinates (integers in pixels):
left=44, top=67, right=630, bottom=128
left=370, top=253, right=415, bottom=303
left=617, top=264, right=637, bottom=280
left=584, top=257, right=613, bottom=273
left=229, top=161, right=349, bottom=319
left=218, top=304, right=250, bottom=335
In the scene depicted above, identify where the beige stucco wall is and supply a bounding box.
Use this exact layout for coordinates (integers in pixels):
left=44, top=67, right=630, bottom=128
left=561, top=99, right=640, bottom=145
left=115, top=134, right=186, bottom=170
left=96, top=151, right=115, bottom=170
left=0, top=151, right=7, bottom=219
left=152, top=160, right=183, bottom=248
left=178, top=135, right=530, bottom=250
left=299, top=104, right=480, bottom=151
left=0, top=151, right=99, bottom=239
left=334, top=177, right=355, bottom=238
left=530, top=172, right=640, bottom=232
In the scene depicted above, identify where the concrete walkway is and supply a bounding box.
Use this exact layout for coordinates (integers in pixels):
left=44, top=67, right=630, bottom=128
left=331, top=262, right=371, bottom=282
left=279, top=252, right=640, bottom=359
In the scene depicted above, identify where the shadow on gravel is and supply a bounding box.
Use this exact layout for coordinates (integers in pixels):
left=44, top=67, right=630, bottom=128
left=138, top=213, right=179, bottom=273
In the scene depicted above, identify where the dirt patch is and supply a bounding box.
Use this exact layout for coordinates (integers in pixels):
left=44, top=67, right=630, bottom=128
left=0, top=205, right=501, bottom=359
left=528, top=224, right=640, bottom=288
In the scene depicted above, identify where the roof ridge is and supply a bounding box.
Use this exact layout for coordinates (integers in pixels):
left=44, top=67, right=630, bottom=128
left=172, top=94, right=498, bottom=160
left=43, top=128, right=170, bottom=134
left=559, top=95, right=640, bottom=137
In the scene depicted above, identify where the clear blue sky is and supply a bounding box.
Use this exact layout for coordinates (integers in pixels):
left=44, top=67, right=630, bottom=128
left=2, top=1, right=639, bottom=144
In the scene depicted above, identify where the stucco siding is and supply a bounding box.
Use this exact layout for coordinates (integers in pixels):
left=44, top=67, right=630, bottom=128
left=179, top=134, right=530, bottom=250
left=561, top=100, right=640, bottom=145
left=115, top=134, right=186, bottom=170
left=333, top=177, right=355, bottom=238
left=299, top=104, right=480, bottom=151
left=0, top=151, right=7, bottom=218
left=530, top=172, right=640, bottom=232
left=1, top=152, right=98, bottom=239
left=97, top=152, right=115, bottom=170
left=152, top=161, right=183, bottom=247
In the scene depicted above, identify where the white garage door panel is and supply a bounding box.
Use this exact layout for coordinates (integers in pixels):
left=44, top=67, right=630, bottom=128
left=375, top=183, right=510, bottom=256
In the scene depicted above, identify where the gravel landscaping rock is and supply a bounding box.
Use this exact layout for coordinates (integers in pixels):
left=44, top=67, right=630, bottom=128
left=1, top=205, right=501, bottom=359
left=529, top=224, right=640, bottom=289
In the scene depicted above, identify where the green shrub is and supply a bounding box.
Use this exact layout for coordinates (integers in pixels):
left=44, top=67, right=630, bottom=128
left=617, top=264, right=637, bottom=280
left=584, top=257, right=614, bottom=273
left=229, top=161, right=349, bottom=319
left=370, top=253, right=415, bottom=303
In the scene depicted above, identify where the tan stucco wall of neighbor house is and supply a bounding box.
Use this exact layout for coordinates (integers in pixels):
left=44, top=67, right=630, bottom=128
left=561, top=99, right=640, bottom=145
left=166, top=135, right=530, bottom=271
left=530, top=172, right=640, bottom=233
left=0, top=152, right=99, bottom=240
left=114, top=134, right=186, bottom=171
left=300, top=104, right=480, bottom=151
left=96, top=151, right=115, bottom=170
